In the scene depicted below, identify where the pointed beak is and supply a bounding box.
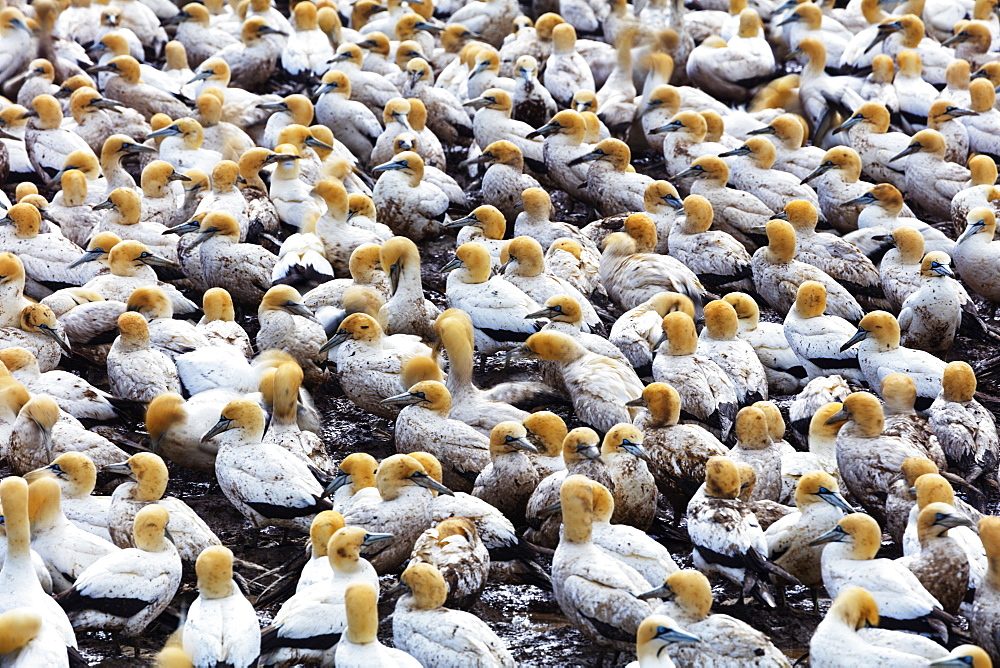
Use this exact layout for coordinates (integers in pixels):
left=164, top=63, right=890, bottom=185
left=440, top=257, right=464, bottom=272
left=411, top=471, right=454, bottom=495
left=525, top=306, right=559, bottom=320
left=188, top=69, right=214, bottom=84
left=39, top=324, right=73, bottom=356
left=168, top=171, right=191, bottom=182
left=718, top=146, right=751, bottom=158
left=747, top=126, right=777, bottom=136
left=832, top=115, right=864, bottom=134
left=188, top=227, right=218, bottom=249
left=373, top=160, right=406, bottom=172
left=958, top=220, right=986, bottom=244
left=930, top=657, right=980, bottom=668
left=649, top=121, right=682, bottom=135
left=102, top=461, right=134, bottom=477
left=840, top=326, right=868, bottom=352
left=506, top=344, right=534, bottom=361
left=92, top=198, right=116, bottom=211
left=305, top=136, right=334, bottom=151
left=864, top=24, right=897, bottom=54
left=663, top=194, right=684, bottom=210
left=139, top=252, right=178, bottom=268
left=383, top=579, right=409, bottom=598
left=817, top=489, right=853, bottom=513
left=527, top=121, right=558, bottom=139
left=580, top=445, right=602, bottom=462
left=362, top=532, right=395, bottom=545
left=257, top=101, right=288, bottom=112
left=463, top=96, right=491, bottom=108
left=808, top=525, right=848, bottom=546
left=123, top=142, right=157, bottom=155
left=568, top=150, right=602, bottom=166
left=443, top=213, right=478, bottom=228
left=825, top=408, right=851, bottom=425
left=658, top=627, right=701, bottom=644
left=90, top=98, right=123, bottom=113
left=625, top=396, right=648, bottom=408
left=163, top=221, right=201, bottom=235
left=621, top=442, right=652, bottom=463
left=637, top=583, right=673, bottom=600
left=511, top=437, right=538, bottom=453
left=800, top=162, right=833, bottom=185
left=145, top=125, right=182, bottom=140
left=202, top=416, right=234, bottom=442
left=415, top=21, right=441, bottom=33
left=670, top=166, right=700, bottom=180
left=458, top=154, right=492, bottom=168
left=930, top=262, right=954, bottom=277
left=51, top=166, right=75, bottom=181
left=380, top=391, right=425, bottom=406
left=388, top=263, right=400, bottom=295
left=946, top=107, right=978, bottom=117
left=322, top=470, right=352, bottom=496
left=68, top=249, right=105, bottom=268
left=889, top=144, right=921, bottom=162
left=318, top=329, right=351, bottom=354
left=843, top=192, right=876, bottom=206
left=284, top=301, right=319, bottom=321
left=165, top=10, right=189, bottom=25
left=938, top=513, right=976, bottom=530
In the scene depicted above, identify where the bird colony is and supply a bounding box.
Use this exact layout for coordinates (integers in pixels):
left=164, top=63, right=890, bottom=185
left=4, top=0, right=1000, bottom=664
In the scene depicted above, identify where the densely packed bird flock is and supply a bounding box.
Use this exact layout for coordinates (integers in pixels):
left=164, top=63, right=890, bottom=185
left=3, top=0, right=1000, bottom=664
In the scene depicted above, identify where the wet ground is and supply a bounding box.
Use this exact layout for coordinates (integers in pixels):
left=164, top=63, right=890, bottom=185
left=31, top=233, right=1000, bottom=666
left=8, top=129, right=1000, bottom=668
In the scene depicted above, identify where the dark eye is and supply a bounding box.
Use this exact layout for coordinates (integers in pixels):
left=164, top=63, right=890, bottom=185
left=552, top=305, right=563, bottom=312
left=360, top=325, right=369, bottom=329
left=52, top=464, right=62, bottom=472
left=936, top=512, right=947, bottom=521
left=416, top=392, right=425, bottom=398
left=505, top=435, right=515, bottom=442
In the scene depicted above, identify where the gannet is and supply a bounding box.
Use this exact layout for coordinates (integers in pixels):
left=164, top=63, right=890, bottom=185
left=652, top=311, right=738, bottom=442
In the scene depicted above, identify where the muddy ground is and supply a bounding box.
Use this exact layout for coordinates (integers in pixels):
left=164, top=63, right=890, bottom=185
left=7, top=134, right=1000, bottom=666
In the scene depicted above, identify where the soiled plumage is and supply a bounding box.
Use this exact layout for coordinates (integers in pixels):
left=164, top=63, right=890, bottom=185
left=514, top=330, right=643, bottom=433
left=551, top=476, right=653, bottom=652
left=652, top=312, right=738, bottom=442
